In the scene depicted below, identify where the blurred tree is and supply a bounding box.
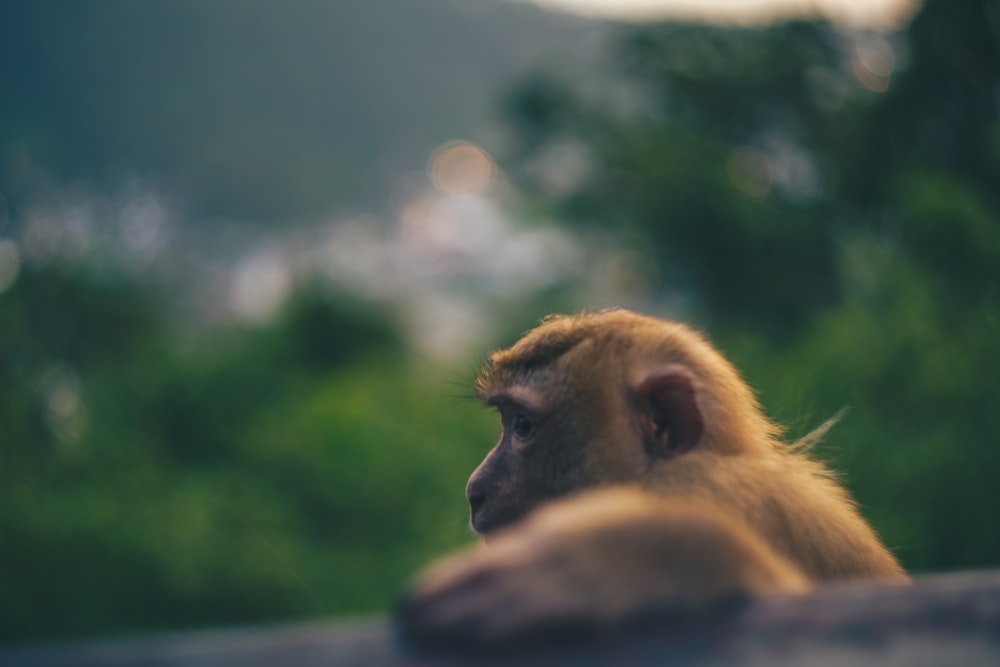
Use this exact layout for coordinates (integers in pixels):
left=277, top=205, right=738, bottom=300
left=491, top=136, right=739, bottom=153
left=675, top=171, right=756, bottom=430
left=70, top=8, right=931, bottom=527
left=505, top=20, right=857, bottom=335
left=0, top=264, right=490, bottom=643
left=501, top=0, right=1000, bottom=572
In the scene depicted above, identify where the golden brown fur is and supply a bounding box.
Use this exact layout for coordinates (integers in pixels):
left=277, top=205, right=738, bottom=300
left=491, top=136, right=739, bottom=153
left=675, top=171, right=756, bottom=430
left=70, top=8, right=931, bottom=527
left=398, top=309, right=907, bottom=645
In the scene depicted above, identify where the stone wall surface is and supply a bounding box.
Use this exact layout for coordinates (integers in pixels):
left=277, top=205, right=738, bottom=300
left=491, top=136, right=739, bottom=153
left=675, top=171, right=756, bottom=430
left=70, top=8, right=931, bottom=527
left=3, top=571, right=999, bottom=667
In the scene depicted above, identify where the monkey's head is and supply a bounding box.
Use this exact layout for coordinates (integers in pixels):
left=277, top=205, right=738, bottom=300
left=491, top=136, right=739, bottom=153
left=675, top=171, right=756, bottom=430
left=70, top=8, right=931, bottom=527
left=465, top=309, right=780, bottom=535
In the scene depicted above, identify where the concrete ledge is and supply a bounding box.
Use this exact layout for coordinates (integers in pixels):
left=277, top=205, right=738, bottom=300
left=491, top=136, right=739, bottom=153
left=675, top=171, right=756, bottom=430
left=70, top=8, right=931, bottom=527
left=3, top=571, right=1000, bottom=666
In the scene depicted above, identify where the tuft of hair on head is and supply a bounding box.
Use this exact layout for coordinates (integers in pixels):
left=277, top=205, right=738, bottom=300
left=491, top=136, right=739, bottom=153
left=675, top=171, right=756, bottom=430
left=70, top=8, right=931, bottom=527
left=788, top=409, right=847, bottom=455
left=475, top=313, right=592, bottom=397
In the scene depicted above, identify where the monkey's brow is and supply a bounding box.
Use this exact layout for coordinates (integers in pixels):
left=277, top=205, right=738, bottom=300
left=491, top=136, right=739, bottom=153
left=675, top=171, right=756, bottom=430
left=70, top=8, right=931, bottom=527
left=481, top=384, right=547, bottom=414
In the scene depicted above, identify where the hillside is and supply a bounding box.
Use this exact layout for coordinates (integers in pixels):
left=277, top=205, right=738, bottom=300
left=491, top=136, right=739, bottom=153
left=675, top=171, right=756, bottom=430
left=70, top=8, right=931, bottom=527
left=0, top=0, right=604, bottom=222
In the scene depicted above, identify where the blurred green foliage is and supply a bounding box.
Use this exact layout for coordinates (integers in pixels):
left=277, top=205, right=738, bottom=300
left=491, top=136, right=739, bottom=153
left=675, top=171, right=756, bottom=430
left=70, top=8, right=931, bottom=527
left=1, top=0, right=999, bottom=648
left=0, top=267, right=493, bottom=642
left=503, top=0, right=1000, bottom=572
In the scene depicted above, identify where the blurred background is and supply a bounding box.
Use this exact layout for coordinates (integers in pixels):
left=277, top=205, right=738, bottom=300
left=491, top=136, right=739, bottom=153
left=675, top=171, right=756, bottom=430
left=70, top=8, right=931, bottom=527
left=1, top=0, right=998, bottom=646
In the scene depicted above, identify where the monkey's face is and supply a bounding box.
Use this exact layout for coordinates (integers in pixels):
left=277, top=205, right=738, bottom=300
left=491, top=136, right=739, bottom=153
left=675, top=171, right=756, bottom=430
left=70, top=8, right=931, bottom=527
left=466, top=372, right=628, bottom=535
left=467, top=315, right=713, bottom=535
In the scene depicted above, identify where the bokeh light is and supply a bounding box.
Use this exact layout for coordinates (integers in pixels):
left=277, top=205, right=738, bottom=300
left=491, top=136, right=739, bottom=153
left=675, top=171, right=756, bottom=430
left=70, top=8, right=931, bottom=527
left=119, top=195, right=167, bottom=256
left=428, top=141, right=496, bottom=195
left=852, top=33, right=896, bottom=93
left=229, top=248, right=293, bottom=324
left=40, top=364, right=87, bottom=446
left=525, top=140, right=597, bottom=199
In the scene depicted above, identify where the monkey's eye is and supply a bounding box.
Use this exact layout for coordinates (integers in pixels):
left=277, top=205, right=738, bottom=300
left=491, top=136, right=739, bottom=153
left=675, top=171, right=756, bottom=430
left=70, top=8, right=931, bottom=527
left=512, top=413, right=535, bottom=440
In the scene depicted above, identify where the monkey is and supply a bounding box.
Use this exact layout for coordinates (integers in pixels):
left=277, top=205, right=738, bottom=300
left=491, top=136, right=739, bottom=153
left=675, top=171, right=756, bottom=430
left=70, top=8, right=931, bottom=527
left=397, top=309, right=907, bottom=646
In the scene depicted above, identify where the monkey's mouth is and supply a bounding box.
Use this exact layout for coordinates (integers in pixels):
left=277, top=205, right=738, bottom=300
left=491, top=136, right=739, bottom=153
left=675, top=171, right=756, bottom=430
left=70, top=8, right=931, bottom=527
left=470, top=507, right=521, bottom=536
left=470, top=510, right=494, bottom=535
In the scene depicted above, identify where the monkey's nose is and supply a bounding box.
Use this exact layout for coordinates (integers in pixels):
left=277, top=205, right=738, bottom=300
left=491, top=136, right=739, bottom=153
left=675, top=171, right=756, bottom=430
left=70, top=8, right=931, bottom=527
left=466, top=473, right=489, bottom=511
left=467, top=489, right=486, bottom=517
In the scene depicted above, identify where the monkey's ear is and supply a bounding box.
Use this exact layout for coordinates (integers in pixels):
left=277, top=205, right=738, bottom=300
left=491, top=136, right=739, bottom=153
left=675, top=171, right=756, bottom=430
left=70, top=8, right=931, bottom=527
left=635, top=369, right=704, bottom=458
